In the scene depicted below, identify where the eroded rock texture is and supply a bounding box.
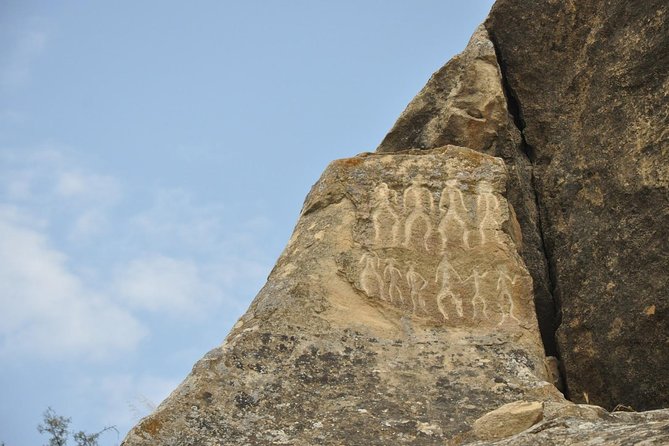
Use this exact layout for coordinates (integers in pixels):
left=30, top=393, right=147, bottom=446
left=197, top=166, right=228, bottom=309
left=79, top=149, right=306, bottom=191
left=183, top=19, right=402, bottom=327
left=377, top=25, right=556, bottom=358
left=122, top=147, right=560, bottom=445
left=486, top=0, right=669, bottom=410
left=466, top=403, right=669, bottom=446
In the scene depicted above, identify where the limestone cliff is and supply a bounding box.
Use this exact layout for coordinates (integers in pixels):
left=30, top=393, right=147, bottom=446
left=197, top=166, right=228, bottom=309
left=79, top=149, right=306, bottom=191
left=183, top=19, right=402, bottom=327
left=122, top=1, right=669, bottom=444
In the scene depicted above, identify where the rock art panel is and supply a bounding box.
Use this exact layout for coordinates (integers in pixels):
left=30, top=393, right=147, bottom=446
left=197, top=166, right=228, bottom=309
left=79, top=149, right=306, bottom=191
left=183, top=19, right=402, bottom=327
left=334, top=150, right=534, bottom=332
left=122, top=146, right=560, bottom=446
left=376, top=24, right=557, bottom=357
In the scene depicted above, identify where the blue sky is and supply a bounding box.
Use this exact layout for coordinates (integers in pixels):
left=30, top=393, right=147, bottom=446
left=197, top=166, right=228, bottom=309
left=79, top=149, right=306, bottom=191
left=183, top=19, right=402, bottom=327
left=0, top=2, right=494, bottom=444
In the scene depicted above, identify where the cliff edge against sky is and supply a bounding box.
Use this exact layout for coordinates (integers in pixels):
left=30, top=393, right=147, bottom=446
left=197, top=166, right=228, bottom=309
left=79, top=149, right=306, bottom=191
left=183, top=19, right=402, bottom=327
left=122, top=1, right=669, bottom=444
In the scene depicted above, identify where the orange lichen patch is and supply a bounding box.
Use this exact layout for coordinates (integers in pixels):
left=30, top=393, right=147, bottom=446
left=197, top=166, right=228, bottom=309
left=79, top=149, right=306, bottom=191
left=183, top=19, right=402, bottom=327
left=645, top=305, right=656, bottom=316
left=140, top=417, right=163, bottom=436
left=334, top=157, right=365, bottom=168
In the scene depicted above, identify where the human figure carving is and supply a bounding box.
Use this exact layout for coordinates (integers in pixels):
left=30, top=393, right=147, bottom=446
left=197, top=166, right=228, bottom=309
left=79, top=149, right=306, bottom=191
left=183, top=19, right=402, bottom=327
left=371, top=183, right=400, bottom=247
left=383, top=258, right=404, bottom=304
left=464, top=267, right=490, bottom=319
left=358, top=253, right=385, bottom=300
left=403, top=180, right=435, bottom=251
left=496, top=266, right=521, bottom=325
left=476, top=181, right=503, bottom=245
left=435, top=257, right=465, bottom=320
left=438, top=180, right=470, bottom=249
left=406, top=262, right=428, bottom=313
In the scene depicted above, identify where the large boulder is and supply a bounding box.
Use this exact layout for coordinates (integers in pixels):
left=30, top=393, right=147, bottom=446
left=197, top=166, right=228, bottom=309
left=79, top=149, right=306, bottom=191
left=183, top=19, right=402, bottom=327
left=122, top=146, right=559, bottom=445
left=486, top=0, right=669, bottom=410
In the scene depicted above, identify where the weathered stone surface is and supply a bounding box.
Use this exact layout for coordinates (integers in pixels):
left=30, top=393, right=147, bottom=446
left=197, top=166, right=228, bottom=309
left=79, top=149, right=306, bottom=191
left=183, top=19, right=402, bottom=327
left=464, top=406, right=669, bottom=446
left=376, top=25, right=557, bottom=357
left=471, top=400, right=544, bottom=441
left=486, top=0, right=669, bottom=410
left=122, top=146, right=561, bottom=445
left=377, top=26, right=510, bottom=156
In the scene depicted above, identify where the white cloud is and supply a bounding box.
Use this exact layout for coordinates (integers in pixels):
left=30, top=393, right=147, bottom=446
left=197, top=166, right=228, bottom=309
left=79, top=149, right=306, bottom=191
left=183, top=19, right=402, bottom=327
left=0, top=206, right=146, bottom=360
left=0, top=147, right=122, bottom=241
left=0, top=145, right=270, bottom=359
left=130, top=188, right=225, bottom=251
left=114, top=255, right=221, bottom=316
left=1, top=27, right=48, bottom=89
left=55, top=170, right=121, bottom=203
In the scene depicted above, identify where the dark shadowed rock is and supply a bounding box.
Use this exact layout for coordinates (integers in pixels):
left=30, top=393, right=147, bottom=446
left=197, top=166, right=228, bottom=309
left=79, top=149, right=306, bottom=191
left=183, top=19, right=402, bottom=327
left=122, top=147, right=561, bottom=445
left=486, top=0, right=669, bottom=410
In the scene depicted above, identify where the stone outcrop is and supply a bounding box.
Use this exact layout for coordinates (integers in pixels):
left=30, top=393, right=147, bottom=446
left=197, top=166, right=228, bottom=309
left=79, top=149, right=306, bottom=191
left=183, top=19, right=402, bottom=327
left=377, top=26, right=557, bottom=358
left=122, top=147, right=562, bottom=445
left=486, top=0, right=669, bottom=411
left=122, top=1, right=669, bottom=444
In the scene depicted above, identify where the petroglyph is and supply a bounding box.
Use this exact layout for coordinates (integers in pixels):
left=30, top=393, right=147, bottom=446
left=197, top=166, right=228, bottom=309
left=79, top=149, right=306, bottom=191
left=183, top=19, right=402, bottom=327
left=358, top=253, right=385, bottom=300
left=435, top=257, right=465, bottom=320
left=383, top=259, right=404, bottom=304
left=476, top=181, right=504, bottom=246
left=402, top=181, right=435, bottom=251
left=371, top=183, right=401, bottom=247
left=466, top=268, right=490, bottom=320
left=496, top=267, right=521, bottom=325
left=333, top=151, right=535, bottom=331
left=438, top=179, right=471, bottom=249
left=406, top=262, right=428, bottom=312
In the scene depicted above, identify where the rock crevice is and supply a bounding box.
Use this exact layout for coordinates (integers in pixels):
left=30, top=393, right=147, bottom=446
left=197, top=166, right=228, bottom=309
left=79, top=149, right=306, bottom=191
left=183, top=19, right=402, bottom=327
left=485, top=29, right=564, bottom=387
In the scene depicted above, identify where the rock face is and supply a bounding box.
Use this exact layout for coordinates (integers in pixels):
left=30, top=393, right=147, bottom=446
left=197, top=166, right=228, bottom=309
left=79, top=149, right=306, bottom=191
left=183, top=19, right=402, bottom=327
left=486, top=0, right=669, bottom=410
left=122, top=1, right=669, bottom=444
left=377, top=25, right=557, bottom=359
left=122, top=147, right=560, bottom=445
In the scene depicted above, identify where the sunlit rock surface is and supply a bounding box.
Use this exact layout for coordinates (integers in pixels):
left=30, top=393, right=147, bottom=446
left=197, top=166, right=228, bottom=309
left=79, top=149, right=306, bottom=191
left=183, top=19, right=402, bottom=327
left=122, top=147, right=560, bottom=445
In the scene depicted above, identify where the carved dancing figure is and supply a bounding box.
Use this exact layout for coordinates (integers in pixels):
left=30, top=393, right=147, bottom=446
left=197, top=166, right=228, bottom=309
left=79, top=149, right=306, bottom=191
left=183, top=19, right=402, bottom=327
left=496, top=266, right=521, bottom=325
left=358, top=253, right=385, bottom=300
left=371, top=183, right=400, bottom=246
left=476, top=181, right=503, bottom=246
left=464, top=267, right=490, bottom=319
left=406, top=261, right=428, bottom=313
left=403, top=179, right=435, bottom=251
left=438, top=180, right=470, bottom=249
left=435, top=257, right=465, bottom=320
left=383, top=258, right=404, bottom=304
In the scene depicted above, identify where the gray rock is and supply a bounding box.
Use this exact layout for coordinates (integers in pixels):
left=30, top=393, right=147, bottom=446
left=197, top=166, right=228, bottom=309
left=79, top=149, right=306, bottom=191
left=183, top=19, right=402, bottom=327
left=486, top=0, right=669, bottom=410
left=464, top=405, right=669, bottom=446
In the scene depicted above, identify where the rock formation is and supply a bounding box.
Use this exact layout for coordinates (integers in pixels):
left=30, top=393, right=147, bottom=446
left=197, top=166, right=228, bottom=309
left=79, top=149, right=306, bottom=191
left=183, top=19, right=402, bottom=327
left=485, top=0, right=669, bottom=411
left=122, top=147, right=562, bottom=445
left=122, top=0, right=668, bottom=444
